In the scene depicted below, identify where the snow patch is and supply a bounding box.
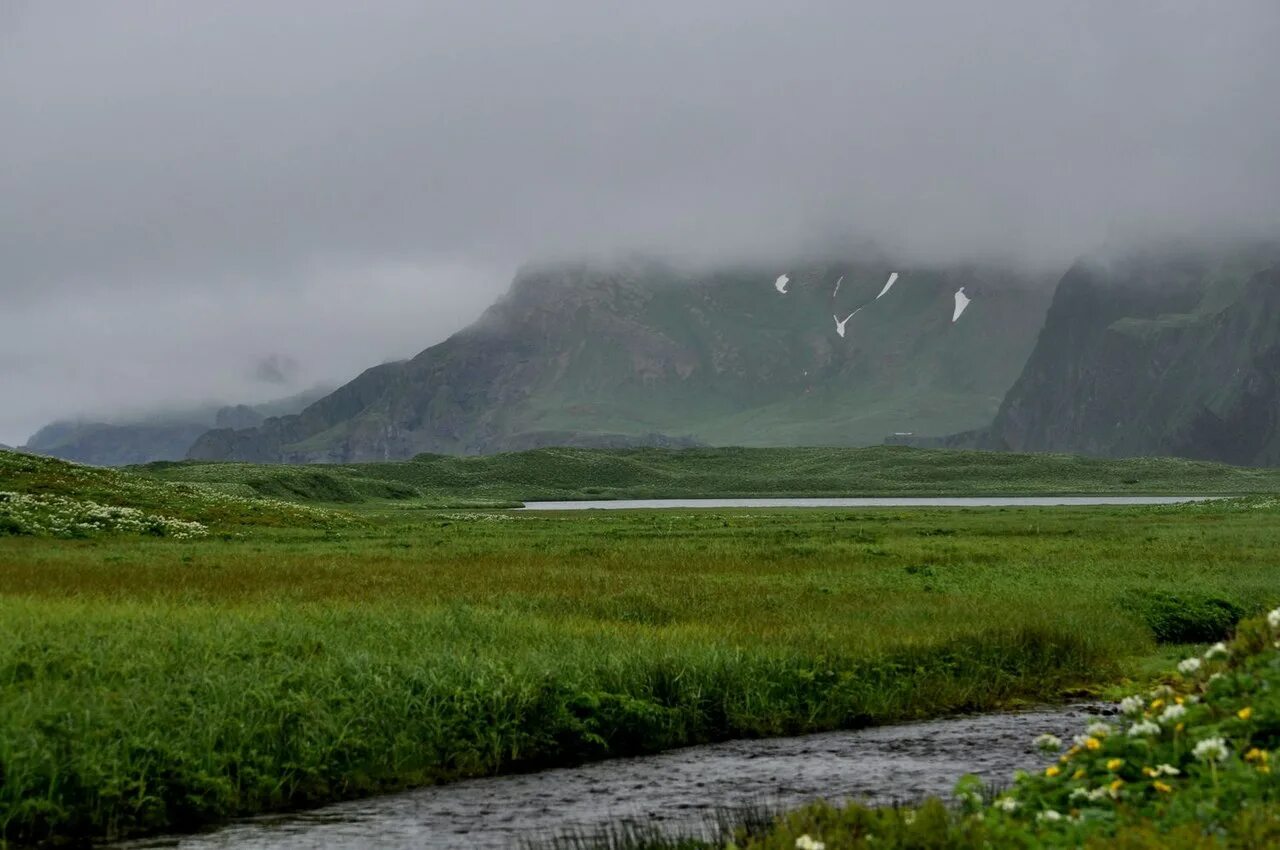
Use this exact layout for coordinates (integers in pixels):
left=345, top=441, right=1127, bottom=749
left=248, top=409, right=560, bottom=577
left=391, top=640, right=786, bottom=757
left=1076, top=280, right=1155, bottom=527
left=952, top=287, right=971, bottom=322
left=775, top=274, right=790, bottom=294
left=876, top=272, right=899, bottom=299
left=834, top=309, right=860, bottom=338
left=832, top=275, right=843, bottom=298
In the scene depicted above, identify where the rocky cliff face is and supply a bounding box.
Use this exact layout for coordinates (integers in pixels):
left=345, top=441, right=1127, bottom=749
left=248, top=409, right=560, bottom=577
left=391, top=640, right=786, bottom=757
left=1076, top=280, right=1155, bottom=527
left=189, top=258, right=1054, bottom=462
left=984, top=245, right=1280, bottom=464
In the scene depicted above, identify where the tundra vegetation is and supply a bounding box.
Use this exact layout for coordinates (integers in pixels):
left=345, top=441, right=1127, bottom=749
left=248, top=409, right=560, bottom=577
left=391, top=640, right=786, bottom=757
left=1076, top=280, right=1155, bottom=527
left=0, top=448, right=1277, bottom=846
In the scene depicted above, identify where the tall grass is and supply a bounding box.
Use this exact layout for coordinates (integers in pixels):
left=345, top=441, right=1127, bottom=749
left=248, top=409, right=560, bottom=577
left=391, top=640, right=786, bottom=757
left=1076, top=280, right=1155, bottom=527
left=3, top=496, right=1280, bottom=843
left=0, top=601, right=1117, bottom=845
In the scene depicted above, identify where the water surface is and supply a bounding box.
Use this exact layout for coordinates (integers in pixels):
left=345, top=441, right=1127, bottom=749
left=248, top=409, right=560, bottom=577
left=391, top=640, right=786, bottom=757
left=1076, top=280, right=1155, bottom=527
left=520, top=496, right=1218, bottom=510
left=120, top=705, right=1108, bottom=850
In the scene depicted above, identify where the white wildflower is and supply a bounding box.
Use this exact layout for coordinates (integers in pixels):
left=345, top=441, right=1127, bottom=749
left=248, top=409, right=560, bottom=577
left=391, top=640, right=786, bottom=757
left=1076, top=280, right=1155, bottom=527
left=1153, top=763, right=1180, bottom=776
left=1127, top=720, right=1161, bottom=737
left=1268, top=607, right=1280, bottom=629
left=1177, top=657, right=1202, bottom=675
left=1158, top=704, right=1187, bottom=724
left=1086, top=721, right=1111, bottom=738
left=1193, top=737, right=1229, bottom=763
left=1035, top=733, right=1063, bottom=753
left=796, top=836, right=825, bottom=850
left=1204, top=642, right=1230, bottom=659
left=1119, top=695, right=1145, bottom=716
left=995, top=796, right=1020, bottom=812
left=1037, top=810, right=1063, bottom=823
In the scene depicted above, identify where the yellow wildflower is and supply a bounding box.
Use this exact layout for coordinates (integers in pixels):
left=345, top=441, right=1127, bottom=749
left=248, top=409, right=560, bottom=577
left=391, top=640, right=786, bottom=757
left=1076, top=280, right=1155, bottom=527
left=1085, top=737, right=1102, bottom=751
left=1154, top=781, right=1173, bottom=793
left=1150, top=699, right=1165, bottom=712
left=1245, top=748, right=1265, bottom=762
left=1072, top=768, right=1086, bottom=780
left=1175, top=723, right=1185, bottom=733
left=1045, top=765, right=1061, bottom=777
left=1238, top=707, right=1253, bottom=721
left=1110, top=779, right=1125, bottom=794
left=1175, top=696, right=1185, bottom=705
left=1107, top=758, right=1124, bottom=771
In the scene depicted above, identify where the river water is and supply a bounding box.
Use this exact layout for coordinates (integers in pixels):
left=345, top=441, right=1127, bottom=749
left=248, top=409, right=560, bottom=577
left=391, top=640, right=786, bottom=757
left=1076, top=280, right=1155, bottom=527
left=120, top=705, right=1109, bottom=850
left=520, top=496, right=1218, bottom=510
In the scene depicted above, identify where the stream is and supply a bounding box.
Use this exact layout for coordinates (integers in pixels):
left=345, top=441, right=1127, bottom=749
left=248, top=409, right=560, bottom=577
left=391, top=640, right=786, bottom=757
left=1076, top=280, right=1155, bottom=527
left=120, top=704, right=1109, bottom=849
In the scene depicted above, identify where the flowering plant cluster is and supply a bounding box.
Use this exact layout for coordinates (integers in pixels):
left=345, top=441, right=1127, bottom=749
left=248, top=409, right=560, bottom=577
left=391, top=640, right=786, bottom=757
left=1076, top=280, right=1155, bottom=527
left=0, top=491, right=209, bottom=538
left=1, top=449, right=352, bottom=533
left=971, top=606, right=1280, bottom=840
left=741, top=608, right=1280, bottom=849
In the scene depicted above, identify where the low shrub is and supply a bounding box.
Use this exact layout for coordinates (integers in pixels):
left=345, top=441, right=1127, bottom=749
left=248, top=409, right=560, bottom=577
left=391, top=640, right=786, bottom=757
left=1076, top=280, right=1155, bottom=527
left=1118, top=589, right=1245, bottom=643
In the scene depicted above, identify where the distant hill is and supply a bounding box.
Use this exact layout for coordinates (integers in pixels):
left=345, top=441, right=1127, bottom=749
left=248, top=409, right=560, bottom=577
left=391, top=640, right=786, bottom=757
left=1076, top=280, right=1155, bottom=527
left=142, top=445, right=1280, bottom=504
left=22, top=385, right=332, bottom=466
left=981, top=243, right=1280, bottom=465
left=189, top=258, right=1054, bottom=462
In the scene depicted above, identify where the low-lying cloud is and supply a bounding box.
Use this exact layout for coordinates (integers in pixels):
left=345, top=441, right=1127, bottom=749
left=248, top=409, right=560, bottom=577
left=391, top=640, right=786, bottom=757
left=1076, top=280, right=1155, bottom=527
left=2, top=1, right=1279, bottom=443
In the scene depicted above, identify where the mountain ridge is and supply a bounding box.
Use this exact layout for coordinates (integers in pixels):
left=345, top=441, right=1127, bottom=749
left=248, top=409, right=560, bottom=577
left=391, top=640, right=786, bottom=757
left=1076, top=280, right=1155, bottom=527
left=189, top=258, right=1055, bottom=462
left=23, top=385, right=333, bottom=466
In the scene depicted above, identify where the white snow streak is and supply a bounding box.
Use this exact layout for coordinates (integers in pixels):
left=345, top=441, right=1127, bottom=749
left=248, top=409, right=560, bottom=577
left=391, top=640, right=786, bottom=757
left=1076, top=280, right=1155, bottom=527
left=775, top=274, right=790, bottom=294
left=952, top=287, right=971, bottom=322
left=834, top=308, right=860, bottom=337
left=876, top=272, right=899, bottom=300
left=832, top=275, right=843, bottom=298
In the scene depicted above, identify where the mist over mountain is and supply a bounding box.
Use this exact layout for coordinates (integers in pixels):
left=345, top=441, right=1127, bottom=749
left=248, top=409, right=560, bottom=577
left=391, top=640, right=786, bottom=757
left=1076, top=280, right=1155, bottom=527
left=22, top=386, right=332, bottom=466
left=3, top=2, right=1279, bottom=445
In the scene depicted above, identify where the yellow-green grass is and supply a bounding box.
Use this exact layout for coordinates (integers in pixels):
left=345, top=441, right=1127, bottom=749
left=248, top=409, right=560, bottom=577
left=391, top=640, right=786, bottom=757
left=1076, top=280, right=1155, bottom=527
left=135, top=445, right=1280, bottom=506
left=3, top=500, right=1279, bottom=844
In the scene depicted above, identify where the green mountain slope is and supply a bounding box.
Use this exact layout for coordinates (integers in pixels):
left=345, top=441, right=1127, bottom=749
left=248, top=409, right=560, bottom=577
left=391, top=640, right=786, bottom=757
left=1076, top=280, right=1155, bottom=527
left=189, top=259, right=1054, bottom=462
left=985, top=244, right=1280, bottom=464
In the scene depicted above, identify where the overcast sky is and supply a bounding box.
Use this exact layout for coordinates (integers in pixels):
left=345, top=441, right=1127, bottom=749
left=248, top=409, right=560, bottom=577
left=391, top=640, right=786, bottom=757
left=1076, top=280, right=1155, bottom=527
left=3, top=1, right=1279, bottom=444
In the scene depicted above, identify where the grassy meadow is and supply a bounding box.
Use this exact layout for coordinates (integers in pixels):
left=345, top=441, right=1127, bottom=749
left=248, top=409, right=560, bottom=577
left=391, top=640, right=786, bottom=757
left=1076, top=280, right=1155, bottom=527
left=2, top=448, right=1279, bottom=844
left=134, top=445, right=1280, bottom=506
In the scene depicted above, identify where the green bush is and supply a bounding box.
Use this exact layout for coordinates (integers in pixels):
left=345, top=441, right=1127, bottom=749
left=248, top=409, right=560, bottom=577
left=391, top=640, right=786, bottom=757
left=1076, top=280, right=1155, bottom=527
left=1119, top=590, right=1245, bottom=643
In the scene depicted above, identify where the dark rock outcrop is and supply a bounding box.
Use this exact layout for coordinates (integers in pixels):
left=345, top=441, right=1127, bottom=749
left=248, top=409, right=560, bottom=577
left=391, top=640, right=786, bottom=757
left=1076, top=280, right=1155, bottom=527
left=983, top=245, right=1280, bottom=465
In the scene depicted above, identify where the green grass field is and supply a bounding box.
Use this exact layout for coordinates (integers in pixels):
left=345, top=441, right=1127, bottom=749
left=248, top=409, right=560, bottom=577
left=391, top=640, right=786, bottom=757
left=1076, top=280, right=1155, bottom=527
left=135, top=445, right=1280, bottom=506
left=2, top=448, right=1279, bottom=845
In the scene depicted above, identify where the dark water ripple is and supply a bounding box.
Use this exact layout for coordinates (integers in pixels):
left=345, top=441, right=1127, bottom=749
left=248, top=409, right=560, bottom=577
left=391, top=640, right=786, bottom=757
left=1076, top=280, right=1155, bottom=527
left=118, top=705, right=1110, bottom=850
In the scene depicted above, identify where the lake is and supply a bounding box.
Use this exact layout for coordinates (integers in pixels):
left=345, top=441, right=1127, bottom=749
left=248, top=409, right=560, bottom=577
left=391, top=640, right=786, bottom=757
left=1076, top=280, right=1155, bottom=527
left=520, top=496, right=1220, bottom=510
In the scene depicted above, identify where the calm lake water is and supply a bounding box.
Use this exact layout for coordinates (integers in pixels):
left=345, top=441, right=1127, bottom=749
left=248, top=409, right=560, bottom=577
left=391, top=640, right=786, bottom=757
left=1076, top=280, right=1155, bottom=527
left=520, top=496, right=1219, bottom=510
left=118, top=705, right=1107, bottom=850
